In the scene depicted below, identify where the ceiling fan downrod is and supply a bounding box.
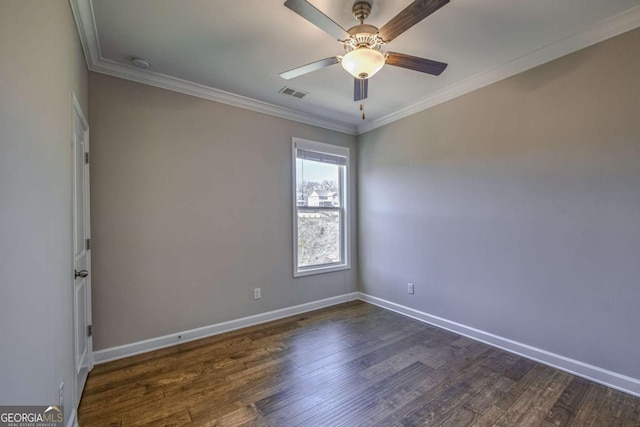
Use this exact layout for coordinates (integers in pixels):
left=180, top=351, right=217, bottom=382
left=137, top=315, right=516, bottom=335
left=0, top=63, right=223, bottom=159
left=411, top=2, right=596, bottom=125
left=352, top=1, right=372, bottom=24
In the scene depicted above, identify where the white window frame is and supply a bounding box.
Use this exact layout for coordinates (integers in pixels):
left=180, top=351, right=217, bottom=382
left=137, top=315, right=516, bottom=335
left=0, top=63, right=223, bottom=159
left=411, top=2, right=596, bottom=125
left=292, top=137, right=351, bottom=277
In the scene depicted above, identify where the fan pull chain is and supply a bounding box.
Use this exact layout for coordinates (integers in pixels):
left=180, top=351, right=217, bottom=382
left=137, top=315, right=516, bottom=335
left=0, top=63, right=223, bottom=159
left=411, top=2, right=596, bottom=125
left=360, top=78, right=366, bottom=120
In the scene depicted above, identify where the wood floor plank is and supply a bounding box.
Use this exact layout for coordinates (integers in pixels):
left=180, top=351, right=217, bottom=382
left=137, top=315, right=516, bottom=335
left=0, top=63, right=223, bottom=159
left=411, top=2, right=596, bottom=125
left=78, top=301, right=640, bottom=426
left=370, top=344, right=496, bottom=426
left=493, top=366, right=574, bottom=426
left=544, top=375, right=591, bottom=426
left=258, top=331, right=443, bottom=425
left=438, top=375, right=516, bottom=427
left=606, top=388, right=640, bottom=426
left=466, top=376, right=516, bottom=414
left=489, top=359, right=548, bottom=412
left=570, top=382, right=609, bottom=426
left=396, top=367, right=499, bottom=426
left=470, top=405, right=507, bottom=427
left=359, top=344, right=431, bottom=379
left=438, top=404, right=480, bottom=427
left=288, top=361, right=432, bottom=426
left=254, top=365, right=357, bottom=416
left=263, top=369, right=372, bottom=425
left=189, top=404, right=268, bottom=427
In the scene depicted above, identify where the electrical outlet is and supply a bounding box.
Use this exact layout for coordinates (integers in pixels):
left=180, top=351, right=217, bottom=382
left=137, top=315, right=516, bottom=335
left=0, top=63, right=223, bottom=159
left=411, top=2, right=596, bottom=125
left=59, top=382, right=64, bottom=406
left=254, top=288, right=261, bottom=299
left=408, top=283, right=415, bottom=295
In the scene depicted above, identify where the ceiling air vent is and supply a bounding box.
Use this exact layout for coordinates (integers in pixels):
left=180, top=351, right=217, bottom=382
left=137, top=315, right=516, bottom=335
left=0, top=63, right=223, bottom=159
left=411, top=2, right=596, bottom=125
left=279, top=86, right=308, bottom=99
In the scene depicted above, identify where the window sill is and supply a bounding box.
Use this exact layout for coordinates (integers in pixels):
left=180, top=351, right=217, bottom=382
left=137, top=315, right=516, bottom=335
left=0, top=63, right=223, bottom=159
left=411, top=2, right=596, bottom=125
left=294, top=263, right=351, bottom=278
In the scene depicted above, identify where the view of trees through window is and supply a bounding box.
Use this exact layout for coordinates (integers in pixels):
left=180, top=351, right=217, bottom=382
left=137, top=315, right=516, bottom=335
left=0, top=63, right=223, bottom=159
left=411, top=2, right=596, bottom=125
left=296, top=158, right=342, bottom=268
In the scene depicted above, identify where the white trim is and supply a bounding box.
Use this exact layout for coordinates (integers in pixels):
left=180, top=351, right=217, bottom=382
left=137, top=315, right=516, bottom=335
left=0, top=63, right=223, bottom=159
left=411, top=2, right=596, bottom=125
left=90, top=58, right=358, bottom=135
left=70, top=0, right=640, bottom=137
left=68, top=0, right=100, bottom=65
left=71, top=93, right=88, bottom=131
left=357, top=5, right=640, bottom=135
left=295, top=264, right=351, bottom=278
left=93, top=293, right=358, bottom=364
left=357, top=292, right=640, bottom=398
left=71, top=93, right=93, bottom=412
left=65, top=409, right=78, bottom=427
left=293, top=138, right=350, bottom=157
left=292, top=138, right=351, bottom=278
left=68, top=0, right=357, bottom=136
left=90, top=290, right=640, bottom=397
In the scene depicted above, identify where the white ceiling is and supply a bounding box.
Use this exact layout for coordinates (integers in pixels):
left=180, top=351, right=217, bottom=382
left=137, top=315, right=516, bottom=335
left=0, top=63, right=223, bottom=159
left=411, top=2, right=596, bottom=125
left=74, top=0, right=640, bottom=134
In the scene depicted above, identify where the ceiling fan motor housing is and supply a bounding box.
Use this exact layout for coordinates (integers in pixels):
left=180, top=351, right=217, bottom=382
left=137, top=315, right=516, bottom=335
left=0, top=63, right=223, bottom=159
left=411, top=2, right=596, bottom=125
left=343, top=2, right=384, bottom=53
left=343, top=27, right=385, bottom=52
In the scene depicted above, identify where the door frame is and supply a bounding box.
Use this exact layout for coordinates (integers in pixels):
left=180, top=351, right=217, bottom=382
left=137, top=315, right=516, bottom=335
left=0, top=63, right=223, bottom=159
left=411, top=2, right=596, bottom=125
left=71, top=92, right=92, bottom=408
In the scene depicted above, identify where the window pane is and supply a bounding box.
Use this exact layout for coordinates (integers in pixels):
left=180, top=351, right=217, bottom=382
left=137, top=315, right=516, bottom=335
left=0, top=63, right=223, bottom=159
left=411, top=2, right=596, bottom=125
left=297, top=209, right=341, bottom=267
left=296, top=158, right=341, bottom=208
left=296, top=156, right=343, bottom=268
left=293, top=139, right=349, bottom=275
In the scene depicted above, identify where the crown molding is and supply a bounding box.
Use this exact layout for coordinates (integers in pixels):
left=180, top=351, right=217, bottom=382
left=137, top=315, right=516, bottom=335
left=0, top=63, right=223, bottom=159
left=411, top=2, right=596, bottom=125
left=91, top=59, right=358, bottom=135
left=357, top=5, right=640, bottom=135
left=68, top=0, right=357, bottom=136
left=90, top=58, right=358, bottom=135
left=70, top=0, right=640, bottom=137
left=69, top=0, right=101, bottom=65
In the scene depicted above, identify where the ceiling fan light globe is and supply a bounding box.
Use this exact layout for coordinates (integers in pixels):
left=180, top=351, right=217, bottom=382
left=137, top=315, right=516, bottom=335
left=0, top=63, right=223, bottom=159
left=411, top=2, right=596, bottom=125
left=341, top=48, right=385, bottom=79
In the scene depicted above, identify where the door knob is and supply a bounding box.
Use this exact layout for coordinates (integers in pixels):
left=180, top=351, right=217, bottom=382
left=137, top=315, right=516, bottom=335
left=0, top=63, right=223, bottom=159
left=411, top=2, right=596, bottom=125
left=75, top=269, right=89, bottom=278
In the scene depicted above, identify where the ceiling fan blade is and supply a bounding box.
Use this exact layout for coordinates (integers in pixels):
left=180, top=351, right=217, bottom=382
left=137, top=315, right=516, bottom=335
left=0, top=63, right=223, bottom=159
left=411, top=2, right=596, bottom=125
left=379, top=0, right=449, bottom=42
left=354, top=78, right=368, bottom=101
left=386, top=52, right=448, bottom=76
left=280, top=57, right=340, bottom=80
left=284, top=0, right=349, bottom=40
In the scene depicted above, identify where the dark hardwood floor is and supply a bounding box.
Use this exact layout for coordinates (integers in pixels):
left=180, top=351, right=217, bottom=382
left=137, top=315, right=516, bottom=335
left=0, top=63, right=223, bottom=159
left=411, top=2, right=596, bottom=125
left=78, top=301, right=640, bottom=426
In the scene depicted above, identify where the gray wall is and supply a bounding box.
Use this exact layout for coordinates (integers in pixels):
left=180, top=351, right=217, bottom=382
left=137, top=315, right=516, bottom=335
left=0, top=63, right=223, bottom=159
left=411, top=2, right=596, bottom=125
left=359, top=28, right=640, bottom=379
left=88, top=73, right=358, bottom=350
left=0, top=0, right=89, bottom=421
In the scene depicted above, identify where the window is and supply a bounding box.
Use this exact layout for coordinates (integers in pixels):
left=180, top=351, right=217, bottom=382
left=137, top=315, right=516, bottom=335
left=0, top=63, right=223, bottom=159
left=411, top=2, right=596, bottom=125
left=292, top=138, right=350, bottom=277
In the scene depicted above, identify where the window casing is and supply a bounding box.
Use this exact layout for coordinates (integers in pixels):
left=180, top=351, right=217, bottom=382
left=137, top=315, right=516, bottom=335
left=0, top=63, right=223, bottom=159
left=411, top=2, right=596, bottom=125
left=292, top=138, right=350, bottom=277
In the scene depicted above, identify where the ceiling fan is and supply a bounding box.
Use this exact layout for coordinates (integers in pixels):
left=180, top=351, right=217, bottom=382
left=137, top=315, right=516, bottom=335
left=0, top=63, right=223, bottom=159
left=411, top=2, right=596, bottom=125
left=280, top=0, right=450, bottom=119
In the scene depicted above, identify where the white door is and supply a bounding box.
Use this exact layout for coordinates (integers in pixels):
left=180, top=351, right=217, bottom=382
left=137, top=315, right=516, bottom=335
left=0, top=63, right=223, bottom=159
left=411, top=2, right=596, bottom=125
left=72, top=94, right=92, bottom=407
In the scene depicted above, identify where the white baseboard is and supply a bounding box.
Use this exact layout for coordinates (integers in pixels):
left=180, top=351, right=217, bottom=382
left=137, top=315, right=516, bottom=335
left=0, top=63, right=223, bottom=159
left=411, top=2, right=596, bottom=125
left=92, top=290, right=640, bottom=398
left=66, top=409, right=78, bottom=427
left=93, top=292, right=358, bottom=364
left=358, top=292, right=640, bottom=398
